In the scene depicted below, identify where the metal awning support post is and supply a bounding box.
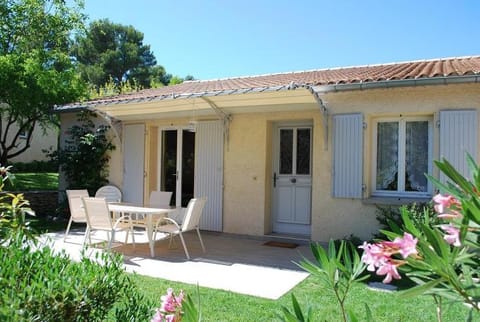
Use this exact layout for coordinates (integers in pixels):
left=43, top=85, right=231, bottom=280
left=201, top=97, right=233, bottom=149
left=304, top=85, right=329, bottom=151
left=86, top=106, right=123, bottom=144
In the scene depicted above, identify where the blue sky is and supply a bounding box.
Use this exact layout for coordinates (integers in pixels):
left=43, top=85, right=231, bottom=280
left=81, top=0, right=480, bottom=80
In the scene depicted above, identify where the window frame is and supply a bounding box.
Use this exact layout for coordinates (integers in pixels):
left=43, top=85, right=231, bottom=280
left=277, top=126, right=313, bottom=177
left=372, top=116, right=433, bottom=198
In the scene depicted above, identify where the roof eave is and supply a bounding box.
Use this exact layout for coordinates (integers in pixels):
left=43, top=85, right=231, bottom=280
left=313, top=75, right=480, bottom=93
left=54, top=74, right=480, bottom=113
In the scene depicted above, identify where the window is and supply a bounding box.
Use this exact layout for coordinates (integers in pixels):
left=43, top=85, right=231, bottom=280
left=372, top=117, right=433, bottom=197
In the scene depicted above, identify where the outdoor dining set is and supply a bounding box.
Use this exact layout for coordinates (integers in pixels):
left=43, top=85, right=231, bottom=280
left=63, top=185, right=207, bottom=260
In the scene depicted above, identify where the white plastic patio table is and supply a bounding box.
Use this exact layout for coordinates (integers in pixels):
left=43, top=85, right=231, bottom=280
left=107, top=203, right=176, bottom=257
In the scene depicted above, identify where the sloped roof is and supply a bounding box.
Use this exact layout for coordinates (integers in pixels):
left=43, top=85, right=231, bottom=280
left=58, top=56, right=480, bottom=110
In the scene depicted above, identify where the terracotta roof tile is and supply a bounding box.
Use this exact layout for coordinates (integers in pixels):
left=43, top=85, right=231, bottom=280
left=66, top=56, right=480, bottom=108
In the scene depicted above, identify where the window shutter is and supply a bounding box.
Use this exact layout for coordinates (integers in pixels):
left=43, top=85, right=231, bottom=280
left=332, top=113, right=363, bottom=198
left=439, top=110, right=478, bottom=181
left=194, top=121, right=224, bottom=231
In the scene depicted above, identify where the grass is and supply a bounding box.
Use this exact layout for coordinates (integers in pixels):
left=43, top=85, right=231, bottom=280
left=133, top=274, right=474, bottom=321
left=6, top=172, right=58, bottom=191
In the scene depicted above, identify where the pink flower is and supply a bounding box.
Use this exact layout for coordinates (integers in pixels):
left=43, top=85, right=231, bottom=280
left=440, top=224, right=461, bottom=247
left=360, top=233, right=418, bottom=284
left=437, top=210, right=463, bottom=220
left=359, top=242, right=389, bottom=272
left=165, top=314, right=177, bottom=322
left=153, top=288, right=185, bottom=322
left=387, top=233, right=418, bottom=258
left=175, top=290, right=185, bottom=307
left=376, top=260, right=401, bottom=283
left=433, top=194, right=453, bottom=212
left=433, top=194, right=462, bottom=219
left=151, top=310, right=162, bottom=322
left=160, top=288, right=177, bottom=313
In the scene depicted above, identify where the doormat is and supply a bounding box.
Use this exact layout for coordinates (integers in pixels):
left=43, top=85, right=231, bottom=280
left=263, top=241, right=299, bottom=249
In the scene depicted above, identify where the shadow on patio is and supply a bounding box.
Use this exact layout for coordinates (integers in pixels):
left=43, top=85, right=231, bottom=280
left=117, top=230, right=316, bottom=270
left=42, top=229, right=318, bottom=299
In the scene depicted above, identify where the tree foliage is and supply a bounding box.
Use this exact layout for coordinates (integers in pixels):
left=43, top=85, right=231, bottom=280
left=0, top=0, right=87, bottom=165
left=72, top=18, right=170, bottom=91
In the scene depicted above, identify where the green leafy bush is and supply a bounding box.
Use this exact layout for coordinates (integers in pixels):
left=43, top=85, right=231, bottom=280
left=55, top=110, right=115, bottom=195
left=374, top=203, right=439, bottom=239
left=281, top=240, right=368, bottom=322
left=0, top=165, right=37, bottom=242
left=0, top=242, right=154, bottom=321
left=0, top=165, right=154, bottom=321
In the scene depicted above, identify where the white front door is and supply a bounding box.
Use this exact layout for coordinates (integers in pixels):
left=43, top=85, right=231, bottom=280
left=272, top=124, right=312, bottom=236
left=123, top=124, right=145, bottom=204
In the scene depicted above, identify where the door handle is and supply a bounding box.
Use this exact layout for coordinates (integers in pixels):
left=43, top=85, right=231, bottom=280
left=290, top=178, right=297, bottom=183
left=273, top=172, right=277, bottom=188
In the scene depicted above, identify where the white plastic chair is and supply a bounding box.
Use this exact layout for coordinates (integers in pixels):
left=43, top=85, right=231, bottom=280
left=64, top=189, right=89, bottom=242
left=154, top=197, right=207, bottom=260
left=149, top=191, right=173, bottom=208
left=82, top=197, right=135, bottom=250
left=132, top=191, right=173, bottom=227
left=95, top=185, right=122, bottom=202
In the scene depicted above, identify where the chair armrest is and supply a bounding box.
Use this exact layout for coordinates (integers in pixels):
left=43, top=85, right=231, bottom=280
left=113, top=215, right=133, bottom=228
left=154, top=216, right=180, bottom=229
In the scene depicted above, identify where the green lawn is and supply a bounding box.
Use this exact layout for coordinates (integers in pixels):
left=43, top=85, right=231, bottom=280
left=134, top=274, right=474, bottom=321
left=7, top=172, right=58, bottom=191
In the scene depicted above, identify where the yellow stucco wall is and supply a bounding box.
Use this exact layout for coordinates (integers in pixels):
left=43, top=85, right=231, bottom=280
left=59, top=82, right=480, bottom=242
left=311, top=83, right=480, bottom=241
left=6, top=123, right=58, bottom=163
left=221, top=83, right=480, bottom=241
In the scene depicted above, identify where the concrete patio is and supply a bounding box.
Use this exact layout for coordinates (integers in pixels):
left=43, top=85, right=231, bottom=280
left=40, top=228, right=318, bottom=299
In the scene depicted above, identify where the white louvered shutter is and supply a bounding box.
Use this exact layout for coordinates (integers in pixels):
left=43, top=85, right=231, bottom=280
left=194, top=121, right=224, bottom=231
left=332, top=114, right=364, bottom=198
left=439, top=110, right=478, bottom=181
left=123, top=124, right=145, bottom=204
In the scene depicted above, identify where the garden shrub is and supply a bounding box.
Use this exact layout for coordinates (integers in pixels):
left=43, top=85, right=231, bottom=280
left=0, top=165, right=154, bottom=321
left=55, top=110, right=115, bottom=195
left=374, top=202, right=439, bottom=239
left=0, top=240, right=154, bottom=321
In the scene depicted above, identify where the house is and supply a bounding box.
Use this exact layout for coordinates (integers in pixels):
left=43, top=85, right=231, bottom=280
left=56, top=56, right=480, bottom=242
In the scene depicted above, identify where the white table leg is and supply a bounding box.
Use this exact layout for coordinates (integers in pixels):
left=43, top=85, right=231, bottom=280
left=147, top=214, right=155, bottom=257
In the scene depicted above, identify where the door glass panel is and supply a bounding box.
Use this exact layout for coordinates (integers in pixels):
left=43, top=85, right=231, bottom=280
left=181, top=130, right=195, bottom=207
left=279, top=129, right=293, bottom=174
left=296, top=128, right=311, bottom=175
left=376, top=122, right=399, bottom=190
left=161, top=130, right=177, bottom=205
left=405, top=121, right=428, bottom=192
